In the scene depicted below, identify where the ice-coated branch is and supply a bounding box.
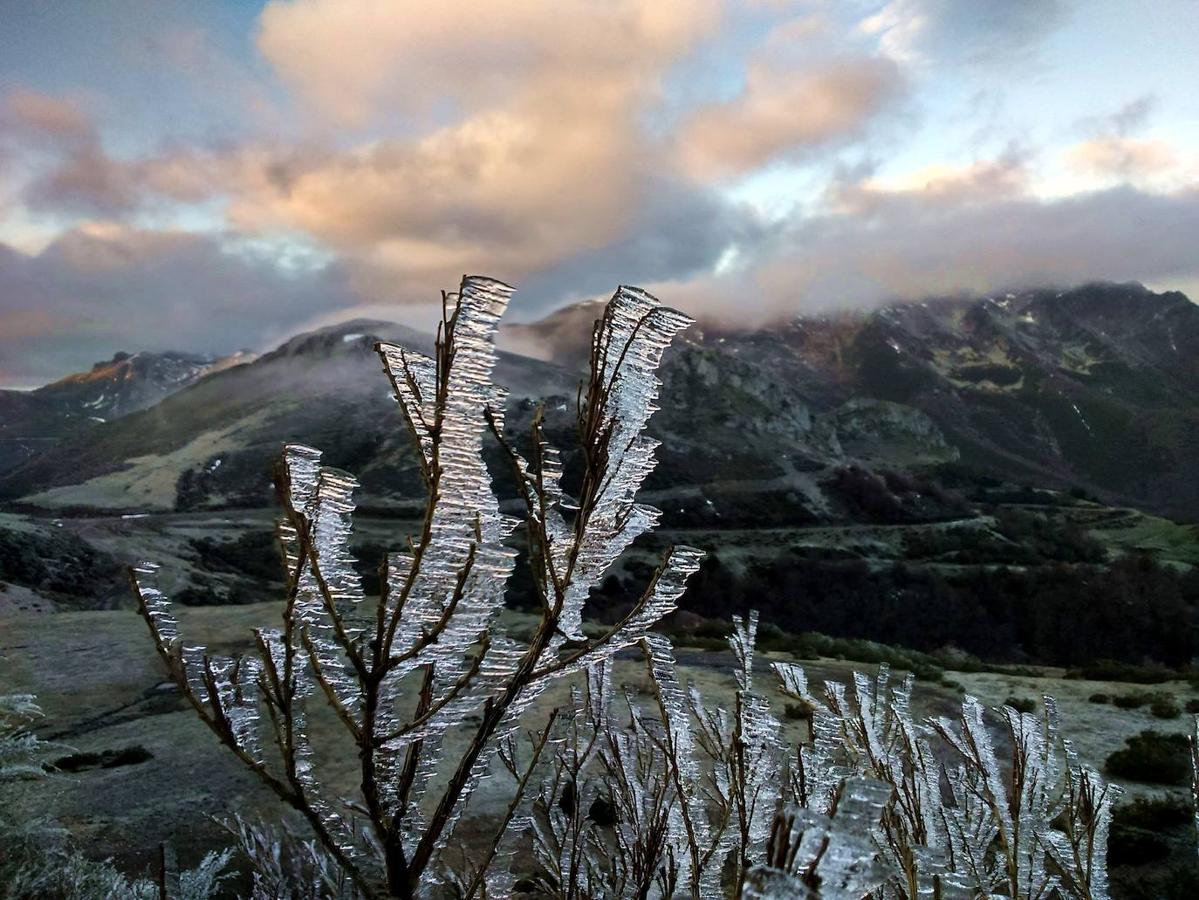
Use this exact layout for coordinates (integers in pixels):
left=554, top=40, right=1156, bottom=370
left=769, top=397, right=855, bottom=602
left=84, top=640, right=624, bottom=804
left=743, top=777, right=892, bottom=900
left=133, top=275, right=702, bottom=897
left=1193, top=715, right=1199, bottom=859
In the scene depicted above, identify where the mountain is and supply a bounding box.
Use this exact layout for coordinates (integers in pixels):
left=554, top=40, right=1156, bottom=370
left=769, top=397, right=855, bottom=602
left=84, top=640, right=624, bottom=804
left=499, top=298, right=606, bottom=363
left=4, top=282, right=1199, bottom=525
left=10, top=284, right=1199, bottom=671
left=0, top=349, right=254, bottom=470
left=502, top=281, right=1199, bottom=522
left=773, top=282, right=1199, bottom=519
left=35, top=349, right=256, bottom=420
left=0, top=320, right=576, bottom=513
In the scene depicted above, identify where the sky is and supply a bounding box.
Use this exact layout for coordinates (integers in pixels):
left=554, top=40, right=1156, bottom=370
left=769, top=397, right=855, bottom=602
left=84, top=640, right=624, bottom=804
left=1, top=0, right=1198, bottom=386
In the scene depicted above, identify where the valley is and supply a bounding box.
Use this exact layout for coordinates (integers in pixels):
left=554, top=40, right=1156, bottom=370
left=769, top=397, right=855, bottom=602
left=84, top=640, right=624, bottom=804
left=5, top=282, right=1199, bottom=672
left=5, top=281, right=1199, bottom=894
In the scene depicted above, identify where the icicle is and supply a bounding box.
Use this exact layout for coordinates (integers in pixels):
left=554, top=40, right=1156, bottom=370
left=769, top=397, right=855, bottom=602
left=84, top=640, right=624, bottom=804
left=131, top=561, right=178, bottom=645
left=744, top=777, right=891, bottom=899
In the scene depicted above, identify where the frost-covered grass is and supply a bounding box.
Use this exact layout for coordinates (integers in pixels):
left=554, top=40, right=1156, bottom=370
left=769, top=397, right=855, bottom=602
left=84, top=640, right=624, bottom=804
left=4, top=600, right=1199, bottom=895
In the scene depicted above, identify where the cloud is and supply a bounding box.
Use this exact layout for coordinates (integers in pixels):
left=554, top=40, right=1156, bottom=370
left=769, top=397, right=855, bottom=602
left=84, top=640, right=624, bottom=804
left=513, top=177, right=767, bottom=313
left=256, top=0, right=719, bottom=127
left=4, top=0, right=1196, bottom=391
left=0, top=223, right=359, bottom=383
left=859, top=0, right=1068, bottom=66
left=1107, top=95, right=1157, bottom=137
left=654, top=181, right=1199, bottom=323
left=678, top=57, right=903, bottom=177
left=1064, top=136, right=1178, bottom=182
left=244, top=0, right=730, bottom=296
left=1056, top=96, right=1189, bottom=192
left=826, top=151, right=1028, bottom=215
left=9, top=1, right=737, bottom=303
left=6, top=94, right=228, bottom=218
left=25, top=143, right=142, bottom=215
left=2, top=89, right=90, bottom=142
left=219, top=0, right=740, bottom=301
left=222, top=100, right=647, bottom=298
left=2, top=91, right=151, bottom=216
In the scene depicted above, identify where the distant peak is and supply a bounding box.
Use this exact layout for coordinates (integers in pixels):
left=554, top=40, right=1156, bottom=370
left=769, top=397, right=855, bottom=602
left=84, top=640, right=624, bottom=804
left=264, top=317, right=434, bottom=361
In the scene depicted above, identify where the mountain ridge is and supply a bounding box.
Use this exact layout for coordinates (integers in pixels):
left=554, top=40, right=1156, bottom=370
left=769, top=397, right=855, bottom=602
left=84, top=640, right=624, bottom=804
left=3, top=281, right=1199, bottom=523
left=0, top=348, right=255, bottom=470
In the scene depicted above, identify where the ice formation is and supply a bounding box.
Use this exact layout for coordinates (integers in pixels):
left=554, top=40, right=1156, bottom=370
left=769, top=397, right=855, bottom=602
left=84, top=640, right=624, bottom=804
left=133, top=277, right=703, bottom=896
left=132, top=275, right=1137, bottom=898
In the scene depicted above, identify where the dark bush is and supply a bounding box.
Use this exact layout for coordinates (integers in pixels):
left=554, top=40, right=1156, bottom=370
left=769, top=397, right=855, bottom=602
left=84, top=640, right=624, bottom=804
left=784, top=702, right=814, bottom=722
left=1004, top=696, right=1037, bottom=714
left=1088, top=693, right=1110, bottom=704
left=0, top=525, right=124, bottom=608
left=693, top=618, right=730, bottom=640
left=1067, top=660, right=1176, bottom=684
left=189, top=531, right=284, bottom=586
left=828, top=466, right=968, bottom=525
left=1150, top=697, right=1182, bottom=719
left=1186, top=698, right=1199, bottom=715
left=52, top=745, right=153, bottom=773
left=828, top=466, right=906, bottom=523
left=753, top=621, right=789, bottom=650
left=1109, top=797, right=1195, bottom=870
left=990, top=509, right=1106, bottom=564
left=1112, top=692, right=1153, bottom=709
left=679, top=545, right=1199, bottom=670
left=1114, top=861, right=1199, bottom=900
left=912, top=664, right=944, bottom=682
left=1104, top=731, right=1191, bottom=785
left=1115, top=796, right=1193, bottom=831
left=1108, top=827, right=1171, bottom=866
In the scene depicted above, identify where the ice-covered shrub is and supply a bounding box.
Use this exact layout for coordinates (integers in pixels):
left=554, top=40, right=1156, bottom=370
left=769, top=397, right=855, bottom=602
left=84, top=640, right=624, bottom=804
left=133, top=277, right=702, bottom=897
left=128, top=276, right=1193, bottom=897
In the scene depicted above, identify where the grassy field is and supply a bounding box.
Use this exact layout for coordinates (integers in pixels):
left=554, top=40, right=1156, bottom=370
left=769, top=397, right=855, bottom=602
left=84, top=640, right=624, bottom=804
left=3, top=601, right=1196, bottom=881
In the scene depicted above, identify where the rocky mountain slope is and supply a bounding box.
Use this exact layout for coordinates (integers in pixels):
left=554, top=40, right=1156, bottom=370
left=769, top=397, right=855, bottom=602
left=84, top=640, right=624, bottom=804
left=776, top=281, right=1199, bottom=519
left=3, top=282, right=1198, bottom=525
left=7, top=283, right=1199, bottom=672
left=0, top=349, right=254, bottom=470
left=0, top=320, right=576, bottom=514
left=510, top=281, right=1199, bottom=521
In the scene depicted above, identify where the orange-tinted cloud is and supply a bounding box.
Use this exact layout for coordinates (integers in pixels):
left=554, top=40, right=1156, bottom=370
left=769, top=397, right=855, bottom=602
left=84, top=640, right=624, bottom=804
left=1064, top=136, right=1178, bottom=182
left=226, top=99, right=645, bottom=295
left=210, top=1, right=725, bottom=295
left=827, top=154, right=1028, bottom=215
left=678, top=57, right=902, bottom=178
left=2, top=89, right=90, bottom=141
left=257, top=0, right=719, bottom=127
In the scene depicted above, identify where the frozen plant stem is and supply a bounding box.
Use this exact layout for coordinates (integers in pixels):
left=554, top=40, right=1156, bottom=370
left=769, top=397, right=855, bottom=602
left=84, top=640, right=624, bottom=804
left=132, top=275, right=702, bottom=897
